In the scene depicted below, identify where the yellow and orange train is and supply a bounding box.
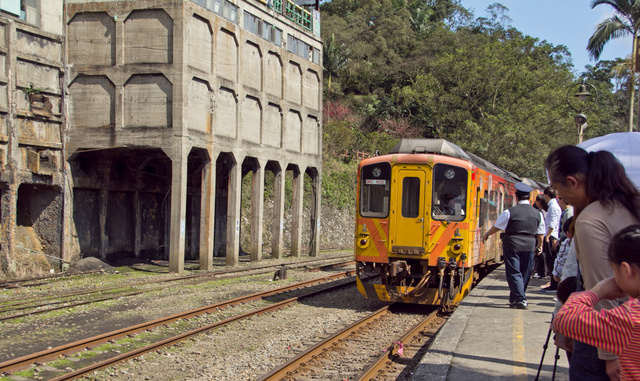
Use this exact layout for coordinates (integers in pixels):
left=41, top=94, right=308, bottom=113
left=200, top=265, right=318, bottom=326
left=355, top=138, right=542, bottom=306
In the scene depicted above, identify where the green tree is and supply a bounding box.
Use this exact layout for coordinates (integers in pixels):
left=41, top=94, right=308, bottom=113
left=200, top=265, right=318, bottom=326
left=581, top=59, right=630, bottom=135
left=587, top=0, right=640, bottom=131
left=323, top=34, right=350, bottom=94
left=319, top=0, right=626, bottom=182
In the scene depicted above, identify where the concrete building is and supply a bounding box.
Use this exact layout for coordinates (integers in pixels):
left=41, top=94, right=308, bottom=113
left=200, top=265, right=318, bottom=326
left=0, top=0, right=322, bottom=278
left=0, top=1, right=66, bottom=278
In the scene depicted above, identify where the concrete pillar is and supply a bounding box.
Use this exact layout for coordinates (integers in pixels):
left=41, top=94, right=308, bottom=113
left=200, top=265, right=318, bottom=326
left=134, top=190, right=141, bottom=258
left=250, top=162, right=264, bottom=261
left=99, top=189, right=108, bottom=261
left=290, top=168, right=303, bottom=257
left=169, top=149, right=188, bottom=274
left=61, top=160, right=78, bottom=264
left=114, top=13, right=125, bottom=133
left=199, top=155, right=215, bottom=270
left=309, top=171, right=321, bottom=257
left=271, top=166, right=285, bottom=259
left=226, top=156, right=241, bottom=266
left=0, top=184, right=17, bottom=276
left=1, top=21, right=17, bottom=277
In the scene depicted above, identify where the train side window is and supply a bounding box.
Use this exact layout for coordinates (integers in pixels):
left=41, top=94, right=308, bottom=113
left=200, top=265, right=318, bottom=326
left=360, top=163, right=391, bottom=218
left=401, top=177, right=420, bottom=218
left=506, top=195, right=514, bottom=208
left=476, top=187, right=481, bottom=221
left=489, top=191, right=498, bottom=222
left=479, top=190, right=489, bottom=225
left=432, top=164, right=468, bottom=222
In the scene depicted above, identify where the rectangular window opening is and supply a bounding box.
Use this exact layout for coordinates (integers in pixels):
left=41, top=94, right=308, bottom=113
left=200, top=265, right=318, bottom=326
left=401, top=177, right=420, bottom=218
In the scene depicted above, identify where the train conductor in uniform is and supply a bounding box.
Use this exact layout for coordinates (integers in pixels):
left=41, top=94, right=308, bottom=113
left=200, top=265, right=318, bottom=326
left=482, top=182, right=545, bottom=309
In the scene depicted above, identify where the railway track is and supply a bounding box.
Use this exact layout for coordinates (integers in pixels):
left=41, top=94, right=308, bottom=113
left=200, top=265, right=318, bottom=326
left=0, top=270, right=356, bottom=379
left=0, top=254, right=352, bottom=291
left=259, top=306, right=442, bottom=381
left=0, top=257, right=355, bottom=321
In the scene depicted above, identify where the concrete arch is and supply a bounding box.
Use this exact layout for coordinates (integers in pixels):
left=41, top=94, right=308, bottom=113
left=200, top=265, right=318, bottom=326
left=214, top=152, right=242, bottom=266
left=240, top=156, right=263, bottom=261
left=264, top=160, right=284, bottom=259
left=68, top=148, right=172, bottom=263
left=305, top=166, right=321, bottom=256
left=286, top=164, right=304, bottom=257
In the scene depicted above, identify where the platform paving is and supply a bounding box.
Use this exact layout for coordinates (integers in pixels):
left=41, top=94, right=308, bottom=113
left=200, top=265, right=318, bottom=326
left=412, top=266, right=569, bottom=380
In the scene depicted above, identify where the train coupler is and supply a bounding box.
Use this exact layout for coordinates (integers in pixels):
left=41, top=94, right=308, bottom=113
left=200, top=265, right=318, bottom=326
left=389, top=260, right=409, bottom=277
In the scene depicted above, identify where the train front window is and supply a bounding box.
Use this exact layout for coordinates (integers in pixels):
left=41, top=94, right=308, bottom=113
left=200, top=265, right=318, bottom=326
left=432, top=164, right=468, bottom=221
left=401, top=177, right=420, bottom=218
left=360, top=163, right=391, bottom=218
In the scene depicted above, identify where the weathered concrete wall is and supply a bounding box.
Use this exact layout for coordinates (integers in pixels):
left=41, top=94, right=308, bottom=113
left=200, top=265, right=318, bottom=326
left=63, top=0, right=323, bottom=273
left=67, top=12, right=115, bottom=66
left=123, top=74, right=173, bottom=128
left=0, top=2, right=66, bottom=279
left=40, top=0, right=64, bottom=36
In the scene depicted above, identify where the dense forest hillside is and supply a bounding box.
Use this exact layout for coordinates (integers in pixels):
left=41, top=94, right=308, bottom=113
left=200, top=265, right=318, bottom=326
left=315, top=0, right=631, bottom=249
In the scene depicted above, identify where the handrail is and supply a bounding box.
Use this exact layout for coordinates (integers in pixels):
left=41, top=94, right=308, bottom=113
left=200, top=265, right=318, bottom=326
left=284, top=0, right=312, bottom=31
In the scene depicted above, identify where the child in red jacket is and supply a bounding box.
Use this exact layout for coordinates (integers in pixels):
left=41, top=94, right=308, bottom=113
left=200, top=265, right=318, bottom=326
left=553, top=224, right=640, bottom=381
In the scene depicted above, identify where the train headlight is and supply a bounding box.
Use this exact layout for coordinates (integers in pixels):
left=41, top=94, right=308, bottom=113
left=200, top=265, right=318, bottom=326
left=372, top=167, right=382, bottom=178
left=358, top=236, right=370, bottom=249
left=452, top=243, right=463, bottom=254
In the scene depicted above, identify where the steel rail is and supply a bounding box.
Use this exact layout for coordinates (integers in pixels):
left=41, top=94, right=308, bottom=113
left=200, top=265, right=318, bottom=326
left=357, top=310, right=439, bottom=381
left=0, top=258, right=354, bottom=313
left=46, top=280, right=355, bottom=381
left=0, top=270, right=355, bottom=374
left=0, top=291, right=145, bottom=322
left=0, top=255, right=352, bottom=306
left=305, top=260, right=355, bottom=272
left=258, top=306, right=392, bottom=381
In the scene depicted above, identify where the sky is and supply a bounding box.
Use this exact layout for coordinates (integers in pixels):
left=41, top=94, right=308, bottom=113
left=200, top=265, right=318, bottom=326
left=459, top=0, right=633, bottom=75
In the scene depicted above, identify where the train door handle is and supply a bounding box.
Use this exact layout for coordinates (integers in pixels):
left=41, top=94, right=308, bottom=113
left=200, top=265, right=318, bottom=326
left=417, top=218, right=423, bottom=222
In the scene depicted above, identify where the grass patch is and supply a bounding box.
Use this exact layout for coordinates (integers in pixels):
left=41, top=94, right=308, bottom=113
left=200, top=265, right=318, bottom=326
left=48, top=357, right=74, bottom=368
left=11, top=368, right=35, bottom=378
left=77, top=350, right=100, bottom=360
left=93, top=342, right=119, bottom=352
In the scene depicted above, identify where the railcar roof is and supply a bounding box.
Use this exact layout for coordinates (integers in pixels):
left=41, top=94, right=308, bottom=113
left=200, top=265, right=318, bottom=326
left=390, top=139, right=470, bottom=160
left=389, top=138, right=521, bottom=183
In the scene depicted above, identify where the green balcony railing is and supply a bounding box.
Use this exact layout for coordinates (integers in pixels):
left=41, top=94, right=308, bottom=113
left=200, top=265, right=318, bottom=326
left=271, top=0, right=283, bottom=13
left=284, top=0, right=312, bottom=31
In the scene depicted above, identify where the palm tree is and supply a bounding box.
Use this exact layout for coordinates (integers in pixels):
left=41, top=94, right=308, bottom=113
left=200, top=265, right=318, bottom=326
left=323, top=34, right=350, bottom=92
left=587, top=0, right=640, bottom=132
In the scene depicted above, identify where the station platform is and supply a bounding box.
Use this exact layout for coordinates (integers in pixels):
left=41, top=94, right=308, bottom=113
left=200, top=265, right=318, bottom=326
left=412, top=266, right=569, bottom=380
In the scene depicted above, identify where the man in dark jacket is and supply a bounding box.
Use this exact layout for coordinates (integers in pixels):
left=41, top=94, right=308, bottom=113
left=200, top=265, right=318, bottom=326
left=482, top=182, right=545, bottom=309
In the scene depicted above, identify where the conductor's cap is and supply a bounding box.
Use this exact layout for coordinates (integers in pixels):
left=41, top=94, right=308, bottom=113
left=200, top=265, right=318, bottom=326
left=514, top=182, right=533, bottom=194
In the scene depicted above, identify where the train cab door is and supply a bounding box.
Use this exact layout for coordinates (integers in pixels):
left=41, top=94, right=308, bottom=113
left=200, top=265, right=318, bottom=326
left=390, top=169, right=427, bottom=255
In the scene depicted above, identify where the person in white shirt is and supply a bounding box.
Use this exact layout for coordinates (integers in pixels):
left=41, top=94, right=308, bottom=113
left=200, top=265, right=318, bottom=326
left=542, top=186, right=561, bottom=291
left=482, top=182, right=545, bottom=309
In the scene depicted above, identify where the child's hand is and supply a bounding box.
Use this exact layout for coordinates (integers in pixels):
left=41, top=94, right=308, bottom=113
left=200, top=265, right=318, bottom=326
left=591, top=277, right=625, bottom=300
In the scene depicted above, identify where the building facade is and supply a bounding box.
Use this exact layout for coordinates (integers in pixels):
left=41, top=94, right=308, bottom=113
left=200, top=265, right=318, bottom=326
left=0, top=1, right=66, bottom=278
left=0, top=0, right=323, bottom=277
